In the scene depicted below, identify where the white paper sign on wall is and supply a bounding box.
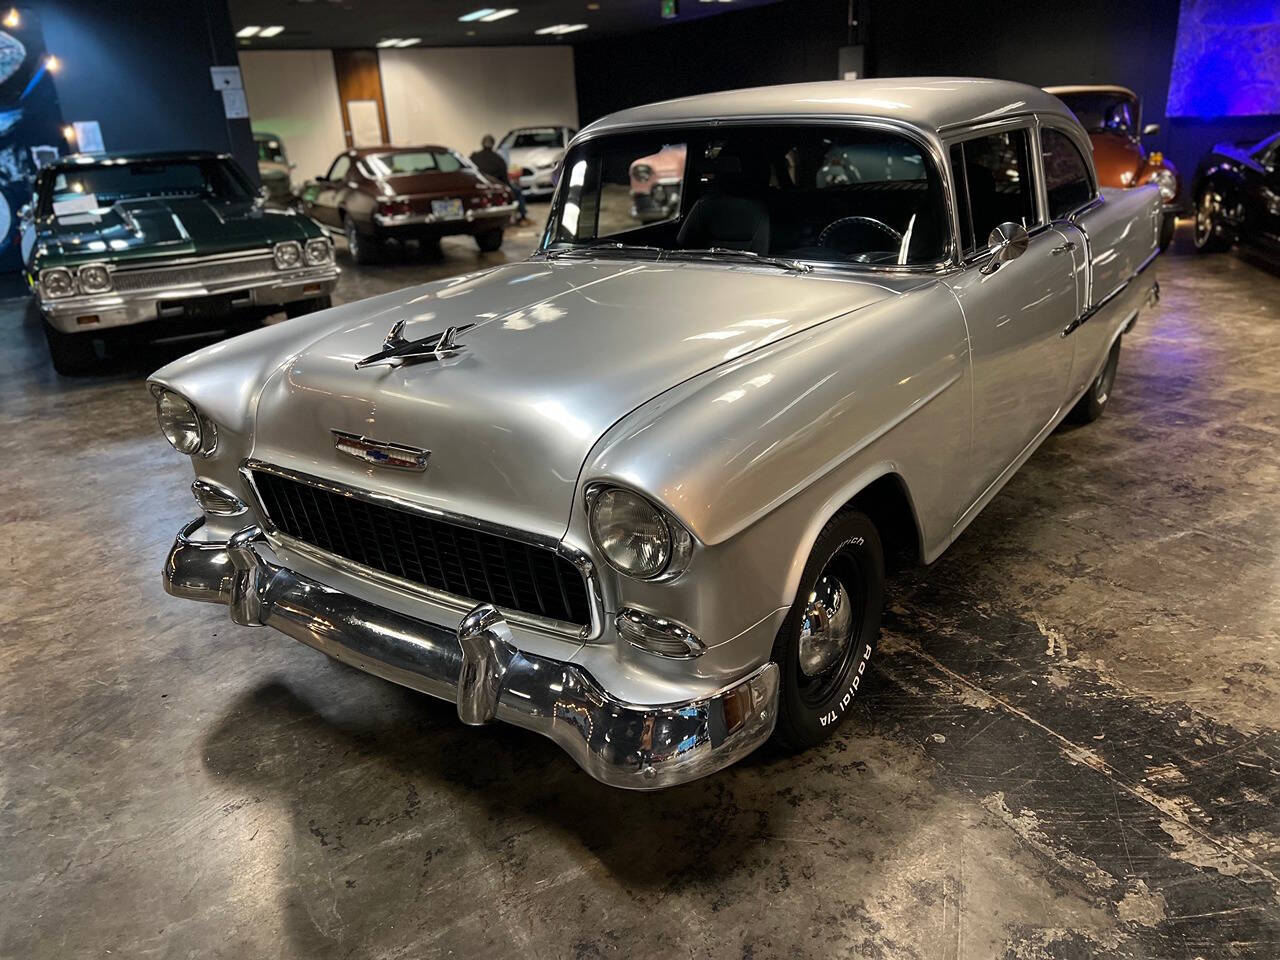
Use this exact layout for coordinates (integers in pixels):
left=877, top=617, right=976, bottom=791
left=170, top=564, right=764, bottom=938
left=210, top=66, right=243, bottom=90
left=221, top=88, right=250, bottom=120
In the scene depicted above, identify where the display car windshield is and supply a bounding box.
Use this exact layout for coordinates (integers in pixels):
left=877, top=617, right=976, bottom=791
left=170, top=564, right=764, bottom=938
left=365, top=151, right=464, bottom=177
left=545, top=124, right=949, bottom=267
left=256, top=138, right=286, bottom=164
left=503, top=129, right=563, bottom=150
left=1057, top=93, right=1139, bottom=135
left=39, top=157, right=254, bottom=212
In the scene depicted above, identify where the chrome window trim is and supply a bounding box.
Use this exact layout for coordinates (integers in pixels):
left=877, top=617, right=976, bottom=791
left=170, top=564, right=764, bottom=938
left=239, top=460, right=604, bottom=642
left=942, top=117, right=1044, bottom=263
left=1035, top=117, right=1101, bottom=222
left=546, top=115, right=962, bottom=271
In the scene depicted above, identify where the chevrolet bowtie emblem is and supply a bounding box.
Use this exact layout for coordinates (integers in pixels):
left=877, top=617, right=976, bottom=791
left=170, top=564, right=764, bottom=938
left=354, top=320, right=475, bottom=369
left=332, top=430, right=430, bottom=471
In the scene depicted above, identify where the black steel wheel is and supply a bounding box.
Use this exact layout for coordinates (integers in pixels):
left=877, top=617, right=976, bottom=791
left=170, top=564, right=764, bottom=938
left=1067, top=337, right=1121, bottom=425
left=770, top=509, right=883, bottom=750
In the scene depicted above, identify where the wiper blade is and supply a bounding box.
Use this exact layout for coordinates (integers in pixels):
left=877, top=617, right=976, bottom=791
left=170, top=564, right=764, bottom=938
left=665, top=247, right=811, bottom=273
left=545, top=241, right=665, bottom=260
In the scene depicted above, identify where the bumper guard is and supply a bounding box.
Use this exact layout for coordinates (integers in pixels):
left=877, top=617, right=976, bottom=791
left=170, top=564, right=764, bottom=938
left=164, top=519, right=778, bottom=789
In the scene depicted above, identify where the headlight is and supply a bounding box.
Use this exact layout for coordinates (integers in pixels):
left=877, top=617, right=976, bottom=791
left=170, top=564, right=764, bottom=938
left=40, top=267, right=75, bottom=299
left=153, top=388, right=208, bottom=455
left=1148, top=168, right=1177, bottom=201
left=273, top=241, right=302, bottom=269
left=587, top=485, right=693, bottom=580
left=304, top=238, right=331, bottom=265
left=78, top=263, right=112, bottom=294
left=632, top=164, right=653, bottom=183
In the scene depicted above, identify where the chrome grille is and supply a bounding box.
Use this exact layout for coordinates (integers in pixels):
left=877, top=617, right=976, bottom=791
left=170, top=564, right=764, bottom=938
left=250, top=469, right=593, bottom=629
left=111, top=256, right=277, bottom=293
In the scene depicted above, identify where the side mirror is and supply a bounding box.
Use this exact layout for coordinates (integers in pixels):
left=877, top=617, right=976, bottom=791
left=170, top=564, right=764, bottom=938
left=1142, top=122, right=1160, bottom=136
left=980, top=221, right=1030, bottom=275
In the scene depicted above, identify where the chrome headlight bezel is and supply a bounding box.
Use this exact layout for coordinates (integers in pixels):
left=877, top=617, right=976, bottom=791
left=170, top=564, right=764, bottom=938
left=585, top=483, right=694, bottom=581
left=1148, top=168, right=1177, bottom=201
left=303, top=237, right=332, bottom=266
left=40, top=267, right=76, bottom=299
left=273, top=240, right=302, bottom=270
left=77, top=263, right=112, bottom=295
left=150, top=385, right=216, bottom=457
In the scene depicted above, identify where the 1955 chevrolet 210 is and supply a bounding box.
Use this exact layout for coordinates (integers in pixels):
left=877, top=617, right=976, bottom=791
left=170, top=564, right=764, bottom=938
left=153, top=79, right=1162, bottom=789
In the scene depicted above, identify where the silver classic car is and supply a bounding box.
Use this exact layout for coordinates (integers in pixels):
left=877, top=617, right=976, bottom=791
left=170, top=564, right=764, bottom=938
left=152, top=79, right=1161, bottom=789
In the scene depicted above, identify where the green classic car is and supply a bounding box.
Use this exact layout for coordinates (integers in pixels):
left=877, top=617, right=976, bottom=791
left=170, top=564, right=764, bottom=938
left=24, top=150, right=339, bottom=374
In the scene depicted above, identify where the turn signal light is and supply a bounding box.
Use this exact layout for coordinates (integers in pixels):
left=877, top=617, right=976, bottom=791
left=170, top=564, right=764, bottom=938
left=377, top=199, right=412, bottom=218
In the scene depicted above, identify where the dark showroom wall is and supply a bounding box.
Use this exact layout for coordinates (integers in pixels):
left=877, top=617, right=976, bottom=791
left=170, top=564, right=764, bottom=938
left=37, top=0, right=256, bottom=181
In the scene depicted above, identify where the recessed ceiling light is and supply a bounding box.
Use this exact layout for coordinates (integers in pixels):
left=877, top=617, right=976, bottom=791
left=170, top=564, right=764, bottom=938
left=394, top=37, right=421, bottom=47
left=458, top=8, right=496, bottom=21
left=480, top=8, right=518, bottom=21
left=535, top=23, right=588, bottom=34
left=258, top=25, right=285, bottom=37
left=376, top=38, right=402, bottom=47
left=236, top=25, right=261, bottom=37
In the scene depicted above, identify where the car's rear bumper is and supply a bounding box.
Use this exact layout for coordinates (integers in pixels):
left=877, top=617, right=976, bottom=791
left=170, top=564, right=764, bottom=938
left=163, top=518, right=779, bottom=790
left=39, top=268, right=338, bottom=333
left=372, top=204, right=516, bottom=239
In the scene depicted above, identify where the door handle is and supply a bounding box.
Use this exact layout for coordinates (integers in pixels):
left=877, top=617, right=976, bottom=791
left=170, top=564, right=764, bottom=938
left=1051, top=240, right=1077, bottom=254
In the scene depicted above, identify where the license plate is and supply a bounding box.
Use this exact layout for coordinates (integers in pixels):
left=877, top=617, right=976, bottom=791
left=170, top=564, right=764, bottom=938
left=431, top=198, right=464, bottom=221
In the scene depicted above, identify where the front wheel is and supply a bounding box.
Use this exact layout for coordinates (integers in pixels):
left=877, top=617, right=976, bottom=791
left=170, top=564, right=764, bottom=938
left=1067, top=338, right=1120, bottom=425
left=43, top=322, right=98, bottom=375
left=1193, top=188, right=1230, bottom=253
left=770, top=509, right=884, bottom=750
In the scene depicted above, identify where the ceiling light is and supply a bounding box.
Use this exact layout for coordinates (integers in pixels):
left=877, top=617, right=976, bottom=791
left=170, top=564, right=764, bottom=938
left=479, top=7, right=518, bottom=20
left=258, top=25, right=285, bottom=37
left=3, top=8, right=19, bottom=28
left=45, top=54, right=60, bottom=72
left=458, top=8, right=496, bottom=20
left=394, top=37, right=421, bottom=47
left=535, top=23, right=588, bottom=34
left=376, top=38, right=402, bottom=47
left=236, top=25, right=261, bottom=37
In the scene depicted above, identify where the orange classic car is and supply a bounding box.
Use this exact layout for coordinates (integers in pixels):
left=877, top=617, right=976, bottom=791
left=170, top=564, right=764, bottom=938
left=1046, top=85, right=1180, bottom=249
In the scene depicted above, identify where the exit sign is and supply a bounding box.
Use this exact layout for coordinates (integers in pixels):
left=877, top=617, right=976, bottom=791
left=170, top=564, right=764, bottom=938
left=661, top=0, right=678, bottom=18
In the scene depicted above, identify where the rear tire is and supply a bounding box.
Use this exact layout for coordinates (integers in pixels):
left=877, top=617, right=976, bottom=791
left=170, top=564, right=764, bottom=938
left=43, top=322, right=98, bottom=375
left=770, top=509, right=883, bottom=750
left=1158, top=212, right=1176, bottom=252
left=475, top=228, right=504, bottom=253
left=1193, top=187, right=1231, bottom=253
left=1067, top=338, right=1120, bottom=425
left=344, top=214, right=380, bottom=265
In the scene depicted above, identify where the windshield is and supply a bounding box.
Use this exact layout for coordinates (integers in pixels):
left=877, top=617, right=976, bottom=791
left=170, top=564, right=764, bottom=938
left=503, top=129, right=563, bottom=150
left=545, top=124, right=949, bottom=267
left=39, top=157, right=254, bottom=212
left=365, top=151, right=464, bottom=177
left=256, top=138, right=286, bottom=164
left=1057, top=93, right=1139, bottom=135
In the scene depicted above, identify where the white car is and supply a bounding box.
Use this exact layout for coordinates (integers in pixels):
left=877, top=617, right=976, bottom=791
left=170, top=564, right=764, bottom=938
left=498, top=125, right=575, bottom=197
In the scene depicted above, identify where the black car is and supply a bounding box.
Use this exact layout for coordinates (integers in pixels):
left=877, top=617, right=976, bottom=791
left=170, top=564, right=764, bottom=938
left=1192, top=132, right=1280, bottom=261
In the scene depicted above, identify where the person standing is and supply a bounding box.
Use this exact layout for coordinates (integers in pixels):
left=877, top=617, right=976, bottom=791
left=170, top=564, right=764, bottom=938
left=471, top=134, right=529, bottom=225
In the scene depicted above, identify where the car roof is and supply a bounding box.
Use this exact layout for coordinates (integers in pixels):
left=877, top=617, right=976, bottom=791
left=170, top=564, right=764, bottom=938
left=47, top=150, right=228, bottom=170
left=580, top=78, right=1080, bottom=139
left=1045, top=84, right=1138, bottom=100
left=350, top=145, right=454, bottom=157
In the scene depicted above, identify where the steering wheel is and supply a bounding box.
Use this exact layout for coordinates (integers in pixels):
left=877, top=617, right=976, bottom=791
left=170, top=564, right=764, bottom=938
left=818, top=216, right=902, bottom=248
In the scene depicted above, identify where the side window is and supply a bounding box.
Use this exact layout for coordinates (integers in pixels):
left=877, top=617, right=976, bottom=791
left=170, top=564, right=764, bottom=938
left=953, top=129, right=1036, bottom=255
left=1041, top=128, right=1095, bottom=220
left=327, top=155, right=351, bottom=182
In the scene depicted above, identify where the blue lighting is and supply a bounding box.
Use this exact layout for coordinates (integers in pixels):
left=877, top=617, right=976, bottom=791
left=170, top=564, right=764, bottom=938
left=1167, top=0, right=1280, bottom=117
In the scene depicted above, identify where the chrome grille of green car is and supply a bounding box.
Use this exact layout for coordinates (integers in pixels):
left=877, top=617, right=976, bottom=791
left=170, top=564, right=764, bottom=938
left=111, top=256, right=277, bottom=294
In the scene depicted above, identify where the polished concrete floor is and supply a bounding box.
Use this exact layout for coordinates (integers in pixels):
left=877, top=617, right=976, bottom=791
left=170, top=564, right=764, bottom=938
left=1, top=219, right=1278, bottom=959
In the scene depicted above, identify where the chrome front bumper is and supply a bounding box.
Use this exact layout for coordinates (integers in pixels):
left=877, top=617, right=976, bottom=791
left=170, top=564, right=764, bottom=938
left=40, top=267, right=339, bottom=333
left=164, top=518, right=779, bottom=790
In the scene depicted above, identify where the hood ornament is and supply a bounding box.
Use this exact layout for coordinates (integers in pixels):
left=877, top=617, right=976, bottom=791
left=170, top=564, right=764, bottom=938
left=354, top=320, right=475, bottom=370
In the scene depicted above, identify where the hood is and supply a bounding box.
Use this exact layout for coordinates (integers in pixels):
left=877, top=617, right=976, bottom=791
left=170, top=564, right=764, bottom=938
left=381, top=169, right=485, bottom=197
left=250, top=259, right=898, bottom=539
left=35, top=197, right=318, bottom=266
left=1088, top=132, right=1146, bottom=188
left=508, top=145, right=563, bottom=170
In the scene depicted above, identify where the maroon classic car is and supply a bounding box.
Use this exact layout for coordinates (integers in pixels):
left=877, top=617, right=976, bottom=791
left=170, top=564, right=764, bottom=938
left=1045, top=85, right=1181, bottom=249
left=300, top=145, right=517, bottom=263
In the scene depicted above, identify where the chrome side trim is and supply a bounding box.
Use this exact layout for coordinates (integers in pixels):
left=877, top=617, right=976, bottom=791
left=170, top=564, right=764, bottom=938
left=162, top=520, right=779, bottom=790
left=239, top=460, right=605, bottom=641
left=1062, top=246, right=1159, bottom=338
